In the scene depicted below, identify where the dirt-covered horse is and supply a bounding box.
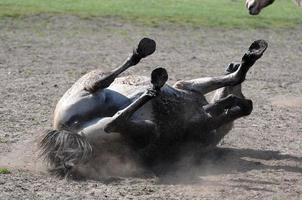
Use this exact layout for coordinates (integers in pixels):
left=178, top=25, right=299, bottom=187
left=40, top=38, right=268, bottom=178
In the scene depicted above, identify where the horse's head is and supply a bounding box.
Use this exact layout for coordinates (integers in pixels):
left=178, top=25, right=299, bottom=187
left=245, top=0, right=275, bottom=15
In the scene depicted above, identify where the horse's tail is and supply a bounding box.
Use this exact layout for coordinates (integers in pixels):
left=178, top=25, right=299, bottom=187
left=39, top=129, right=93, bottom=177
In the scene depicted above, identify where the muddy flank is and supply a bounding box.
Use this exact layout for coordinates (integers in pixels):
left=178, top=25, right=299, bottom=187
left=0, top=15, right=302, bottom=200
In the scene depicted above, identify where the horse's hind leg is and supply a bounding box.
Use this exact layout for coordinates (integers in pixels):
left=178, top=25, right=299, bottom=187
left=208, top=63, right=244, bottom=114
left=174, top=40, right=267, bottom=95
left=199, top=63, right=245, bottom=145
left=205, top=63, right=246, bottom=144
left=85, top=38, right=156, bottom=93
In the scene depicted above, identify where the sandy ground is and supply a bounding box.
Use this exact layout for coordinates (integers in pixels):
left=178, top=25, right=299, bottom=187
left=0, top=15, right=301, bottom=200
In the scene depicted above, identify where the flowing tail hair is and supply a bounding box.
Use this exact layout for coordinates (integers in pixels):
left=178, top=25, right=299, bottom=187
left=39, top=129, right=93, bottom=177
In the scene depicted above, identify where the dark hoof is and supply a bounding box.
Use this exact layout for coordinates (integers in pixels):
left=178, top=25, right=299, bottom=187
left=151, top=67, right=168, bottom=90
left=226, top=62, right=240, bottom=74
left=241, top=99, right=253, bottom=116
left=136, top=38, right=156, bottom=58
left=242, top=40, right=268, bottom=63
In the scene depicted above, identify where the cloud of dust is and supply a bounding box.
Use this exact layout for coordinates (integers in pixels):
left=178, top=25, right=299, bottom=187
left=71, top=140, right=150, bottom=180
left=0, top=133, right=146, bottom=180
left=0, top=136, right=46, bottom=174
left=0, top=132, right=230, bottom=183
left=151, top=143, right=223, bottom=184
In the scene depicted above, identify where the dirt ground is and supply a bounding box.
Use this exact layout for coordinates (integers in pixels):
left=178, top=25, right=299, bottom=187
left=0, top=15, right=301, bottom=200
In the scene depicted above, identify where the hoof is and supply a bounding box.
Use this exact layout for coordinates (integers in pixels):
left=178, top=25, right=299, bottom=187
left=226, top=62, right=240, bottom=74
left=151, top=67, right=168, bottom=90
left=242, top=40, right=268, bottom=63
left=136, top=38, right=156, bottom=58
left=241, top=99, right=253, bottom=116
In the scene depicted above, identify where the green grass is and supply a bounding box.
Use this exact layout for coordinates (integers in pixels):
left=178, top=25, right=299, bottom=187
left=0, top=168, right=10, bottom=174
left=0, top=139, right=6, bottom=143
left=0, top=0, right=301, bottom=28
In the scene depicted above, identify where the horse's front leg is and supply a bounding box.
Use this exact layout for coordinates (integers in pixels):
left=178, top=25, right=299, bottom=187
left=174, top=40, right=267, bottom=95
left=104, top=68, right=167, bottom=132
left=188, top=95, right=253, bottom=146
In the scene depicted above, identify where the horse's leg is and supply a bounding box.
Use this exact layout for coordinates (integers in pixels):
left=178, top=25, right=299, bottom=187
left=82, top=117, right=158, bottom=145
left=204, top=63, right=245, bottom=145
left=85, top=38, right=156, bottom=93
left=189, top=95, right=253, bottom=145
left=206, top=62, right=244, bottom=115
left=174, top=40, right=267, bottom=95
left=103, top=89, right=158, bottom=134
left=103, top=68, right=168, bottom=133
left=203, top=95, right=252, bottom=120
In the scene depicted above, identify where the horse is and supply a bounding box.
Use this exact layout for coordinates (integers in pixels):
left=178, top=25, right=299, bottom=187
left=40, top=38, right=268, bottom=179
left=246, top=0, right=302, bottom=15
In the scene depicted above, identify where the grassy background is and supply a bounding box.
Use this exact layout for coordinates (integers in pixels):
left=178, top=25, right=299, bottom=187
left=0, top=0, right=301, bottom=28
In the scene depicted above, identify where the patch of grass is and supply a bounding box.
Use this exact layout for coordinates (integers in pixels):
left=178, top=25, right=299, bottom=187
left=0, top=168, right=10, bottom=174
left=0, top=0, right=301, bottom=28
left=0, top=138, right=7, bottom=143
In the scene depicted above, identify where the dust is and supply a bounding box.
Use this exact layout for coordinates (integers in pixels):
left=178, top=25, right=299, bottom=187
left=74, top=145, right=148, bottom=180
left=0, top=129, right=212, bottom=181
left=147, top=143, right=229, bottom=184
left=0, top=136, right=46, bottom=174
left=0, top=133, right=148, bottom=179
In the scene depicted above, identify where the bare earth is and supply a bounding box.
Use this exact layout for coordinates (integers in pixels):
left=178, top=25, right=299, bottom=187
left=0, top=15, right=301, bottom=200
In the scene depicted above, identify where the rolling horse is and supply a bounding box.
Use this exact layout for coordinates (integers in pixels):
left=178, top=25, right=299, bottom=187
left=40, top=38, right=268, bottom=178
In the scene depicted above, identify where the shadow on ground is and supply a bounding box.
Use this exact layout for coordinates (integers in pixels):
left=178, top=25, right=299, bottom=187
left=156, top=147, right=302, bottom=185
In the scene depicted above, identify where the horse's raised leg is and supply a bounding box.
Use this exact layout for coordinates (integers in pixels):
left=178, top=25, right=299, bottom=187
left=204, top=63, right=246, bottom=145
left=206, top=62, right=244, bottom=115
left=174, top=40, right=267, bottom=95
left=85, top=38, right=156, bottom=93
left=104, top=68, right=168, bottom=132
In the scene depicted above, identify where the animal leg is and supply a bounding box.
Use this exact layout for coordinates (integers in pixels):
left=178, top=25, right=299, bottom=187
left=85, top=38, right=156, bottom=92
left=103, top=68, right=168, bottom=134
left=210, top=96, right=252, bottom=127
left=208, top=62, right=244, bottom=115
left=188, top=95, right=252, bottom=144
left=174, top=40, right=267, bottom=95
left=203, top=94, right=251, bottom=119
left=204, top=63, right=246, bottom=145
left=204, top=94, right=239, bottom=116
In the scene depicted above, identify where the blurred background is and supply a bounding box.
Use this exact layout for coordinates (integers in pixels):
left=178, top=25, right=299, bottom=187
left=0, top=0, right=301, bottom=28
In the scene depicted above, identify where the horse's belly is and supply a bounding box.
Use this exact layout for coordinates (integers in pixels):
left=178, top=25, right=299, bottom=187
left=54, top=89, right=132, bottom=130
left=149, top=87, right=208, bottom=140
left=109, top=82, right=154, bottom=121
